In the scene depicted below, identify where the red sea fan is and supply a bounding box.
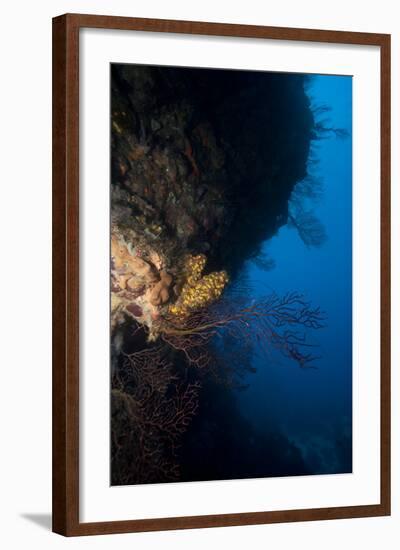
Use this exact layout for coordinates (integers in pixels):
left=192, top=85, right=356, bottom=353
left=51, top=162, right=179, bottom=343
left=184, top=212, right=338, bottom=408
left=111, top=290, right=324, bottom=484
left=111, top=345, right=200, bottom=485
left=160, top=291, right=325, bottom=372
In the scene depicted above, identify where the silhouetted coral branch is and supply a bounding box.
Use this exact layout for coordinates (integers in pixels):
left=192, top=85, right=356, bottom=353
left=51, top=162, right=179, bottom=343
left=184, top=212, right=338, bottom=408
left=111, top=344, right=200, bottom=485
left=160, top=291, right=325, bottom=371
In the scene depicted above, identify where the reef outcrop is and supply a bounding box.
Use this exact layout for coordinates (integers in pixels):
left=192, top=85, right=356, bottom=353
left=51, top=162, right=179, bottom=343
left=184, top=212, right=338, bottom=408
left=110, top=64, right=317, bottom=485
left=111, top=64, right=314, bottom=335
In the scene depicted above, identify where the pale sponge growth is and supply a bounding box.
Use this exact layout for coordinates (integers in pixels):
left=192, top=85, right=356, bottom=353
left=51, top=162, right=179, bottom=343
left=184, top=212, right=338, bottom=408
left=111, top=233, right=230, bottom=339
left=110, top=230, right=173, bottom=332
left=148, top=270, right=173, bottom=306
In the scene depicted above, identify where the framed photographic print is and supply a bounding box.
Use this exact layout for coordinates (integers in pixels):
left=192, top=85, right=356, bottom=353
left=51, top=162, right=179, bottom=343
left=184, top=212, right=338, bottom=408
left=52, top=14, right=391, bottom=536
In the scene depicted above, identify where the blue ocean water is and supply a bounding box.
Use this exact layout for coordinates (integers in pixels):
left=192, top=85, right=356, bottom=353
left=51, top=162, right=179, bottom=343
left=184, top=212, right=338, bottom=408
left=236, top=75, right=352, bottom=474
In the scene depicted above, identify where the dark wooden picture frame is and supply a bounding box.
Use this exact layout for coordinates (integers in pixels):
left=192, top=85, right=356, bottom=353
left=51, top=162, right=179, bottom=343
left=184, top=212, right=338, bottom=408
left=52, top=13, right=391, bottom=536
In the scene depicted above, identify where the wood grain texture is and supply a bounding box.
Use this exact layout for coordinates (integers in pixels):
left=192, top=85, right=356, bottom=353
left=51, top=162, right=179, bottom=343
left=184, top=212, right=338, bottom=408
left=52, top=13, right=391, bottom=536
left=52, top=15, right=67, bottom=535
left=380, top=34, right=391, bottom=517
left=52, top=14, right=80, bottom=536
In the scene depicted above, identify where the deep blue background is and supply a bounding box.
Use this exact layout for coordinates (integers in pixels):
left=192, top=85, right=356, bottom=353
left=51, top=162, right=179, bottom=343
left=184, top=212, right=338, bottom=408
left=236, top=74, right=353, bottom=474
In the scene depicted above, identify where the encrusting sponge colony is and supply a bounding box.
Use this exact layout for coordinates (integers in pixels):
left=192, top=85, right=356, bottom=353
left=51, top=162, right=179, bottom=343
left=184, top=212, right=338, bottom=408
left=169, top=254, right=229, bottom=317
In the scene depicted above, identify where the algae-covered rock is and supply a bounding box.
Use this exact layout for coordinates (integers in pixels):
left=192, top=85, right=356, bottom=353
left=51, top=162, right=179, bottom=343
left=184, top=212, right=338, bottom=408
left=111, top=65, right=314, bottom=283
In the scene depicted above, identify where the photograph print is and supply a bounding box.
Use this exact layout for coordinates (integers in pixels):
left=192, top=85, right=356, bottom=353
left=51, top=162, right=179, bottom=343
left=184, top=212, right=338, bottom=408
left=110, top=63, right=352, bottom=486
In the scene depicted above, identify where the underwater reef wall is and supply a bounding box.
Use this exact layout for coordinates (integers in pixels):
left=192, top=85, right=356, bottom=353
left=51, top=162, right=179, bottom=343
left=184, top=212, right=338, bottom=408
left=111, top=65, right=314, bottom=277
left=110, top=64, right=317, bottom=485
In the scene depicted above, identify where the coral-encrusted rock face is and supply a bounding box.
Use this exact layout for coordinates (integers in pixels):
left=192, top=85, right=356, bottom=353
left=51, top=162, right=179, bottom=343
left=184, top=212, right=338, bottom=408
left=110, top=232, right=229, bottom=338
left=126, top=303, right=143, bottom=317
left=111, top=231, right=173, bottom=333
left=148, top=270, right=173, bottom=306
left=111, top=65, right=314, bottom=279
